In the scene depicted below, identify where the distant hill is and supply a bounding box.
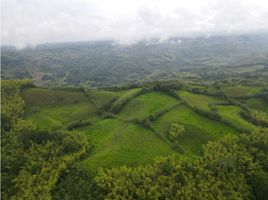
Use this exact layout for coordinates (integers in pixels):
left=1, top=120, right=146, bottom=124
left=2, top=33, right=268, bottom=87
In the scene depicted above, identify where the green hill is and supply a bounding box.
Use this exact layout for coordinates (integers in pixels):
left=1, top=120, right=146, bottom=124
left=22, top=88, right=96, bottom=130
left=19, top=82, right=267, bottom=172
left=2, top=79, right=268, bottom=199
left=153, top=105, right=236, bottom=157
left=118, top=91, right=178, bottom=119
left=77, top=119, right=178, bottom=172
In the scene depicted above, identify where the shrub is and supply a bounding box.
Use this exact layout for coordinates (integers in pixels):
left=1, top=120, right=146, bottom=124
left=250, top=170, right=268, bottom=200
left=168, top=123, right=185, bottom=141
left=240, top=110, right=268, bottom=127
left=66, top=120, right=92, bottom=130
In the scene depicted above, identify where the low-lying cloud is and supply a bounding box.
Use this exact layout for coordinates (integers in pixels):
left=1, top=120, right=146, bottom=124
left=2, top=0, right=268, bottom=48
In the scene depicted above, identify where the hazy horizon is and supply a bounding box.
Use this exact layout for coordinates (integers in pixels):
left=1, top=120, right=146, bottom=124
left=2, top=0, right=268, bottom=48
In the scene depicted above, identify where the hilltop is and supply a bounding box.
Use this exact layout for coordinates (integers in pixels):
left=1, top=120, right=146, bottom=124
left=2, top=34, right=268, bottom=87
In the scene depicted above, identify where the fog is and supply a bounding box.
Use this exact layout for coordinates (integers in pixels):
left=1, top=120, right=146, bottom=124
left=2, top=0, right=268, bottom=48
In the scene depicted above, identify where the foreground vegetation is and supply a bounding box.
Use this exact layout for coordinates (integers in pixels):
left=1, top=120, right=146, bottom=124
left=1, top=80, right=89, bottom=199
left=1, top=79, right=268, bottom=199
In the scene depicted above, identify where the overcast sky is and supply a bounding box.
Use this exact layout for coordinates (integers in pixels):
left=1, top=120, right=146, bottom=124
left=2, top=0, right=268, bottom=48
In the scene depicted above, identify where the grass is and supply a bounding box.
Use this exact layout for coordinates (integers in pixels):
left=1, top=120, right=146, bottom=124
left=22, top=88, right=96, bottom=130
left=22, top=88, right=89, bottom=110
left=153, top=105, right=235, bottom=158
left=240, top=98, right=268, bottom=114
left=77, top=119, right=178, bottom=173
left=178, top=90, right=223, bottom=111
left=26, top=103, right=96, bottom=130
left=20, top=86, right=264, bottom=173
left=223, top=85, right=262, bottom=98
left=216, top=105, right=258, bottom=131
left=88, top=89, right=134, bottom=109
left=118, top=92, right=178, bottom=119
left=109, top=88, right=142, bottom=111
left=187, top=84, right=222, bottom=95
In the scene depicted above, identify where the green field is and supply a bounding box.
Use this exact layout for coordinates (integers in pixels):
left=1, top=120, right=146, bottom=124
left=222, top=85, right=263, bottom=98
left=178, top=90, right=223, bottom=111
left=119, top=91, right=178, bottom=119
left=216, top=105, right=258, bottom=131
left=109, top=88, right=142, bottom=112
left=20, top=85, right=263, bottom=172
left=88, top=89, right=136, bottom=109
left=153, top=105, right=235, bottom=157
left=22, top=88, right=89, bottom=108
left=77, top=119, right=178, bottom=172
left=240, top=98, right=268, bottom=114
left=26, top=103, right=95, bottom=130
left=22, top=88, right=96, bottom=129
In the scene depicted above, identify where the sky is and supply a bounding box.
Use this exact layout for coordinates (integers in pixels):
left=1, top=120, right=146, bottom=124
left=2, top=0, right=268, bottom=48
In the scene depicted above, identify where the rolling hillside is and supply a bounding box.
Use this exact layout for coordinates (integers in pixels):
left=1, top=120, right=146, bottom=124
left=2, top=79, right=268, bottom=199
left=20, top=81, right=267, bottom=172
left=2, top=34, right=268, bottom=87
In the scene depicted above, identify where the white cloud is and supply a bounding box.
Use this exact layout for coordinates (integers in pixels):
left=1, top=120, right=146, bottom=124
left=1, top=0, right=268, bottom=47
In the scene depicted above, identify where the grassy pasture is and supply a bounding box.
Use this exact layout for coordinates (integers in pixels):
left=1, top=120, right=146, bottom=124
left=87, top=89, right=127, bottom=109
left=22, top=88, right=96, bottom=129
left=109, top=88, right=142, bottom=110
left=240, top=98, right=268, bottom=114
left=216, top=105, right=258, bottom=131
left=153, top=105, right=235, bottom=157
left=26, top=103, right=95, bottom=130
left=77, top=119, right=178, bottom=172
left=223, top=85, right=262, bottom=98
left=20, top=86, right=263, bottom=173
left=178, top=90, right=223, bottom=111
left=187, top=84, right=222, bottom=95
left=118, top=92, right=178, bottom=119
left=22, top=88, right=88, bottom=109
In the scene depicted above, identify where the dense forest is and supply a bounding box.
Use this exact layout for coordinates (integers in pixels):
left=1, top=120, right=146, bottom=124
left=1, top=78, right=268, bottom=199
left=2, top=34, right=268, bottom=87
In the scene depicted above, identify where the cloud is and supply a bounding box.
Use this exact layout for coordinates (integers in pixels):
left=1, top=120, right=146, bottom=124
left=1, top=0, right=268, bottom=48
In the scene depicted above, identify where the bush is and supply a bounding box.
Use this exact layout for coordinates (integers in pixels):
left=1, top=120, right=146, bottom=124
left=250, top=170, right=268, bottom=200
left=66, top=120, right=92, bottom=130
left=95, top=130, right=268, bottom=200
left=100, top=112, right=117, bottom=119
left=52, top=168, right=102, bottom=200
left=240, top=110, right=268, bottom=127
left=168, top=123, right=185, bottom=141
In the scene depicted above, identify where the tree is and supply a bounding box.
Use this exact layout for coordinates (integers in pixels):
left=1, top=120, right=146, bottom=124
left=1, top=80, right=90, bottom=199
left=95, top=130, right=268, bottom=200
left=168, top=123, right=185, bottom=141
